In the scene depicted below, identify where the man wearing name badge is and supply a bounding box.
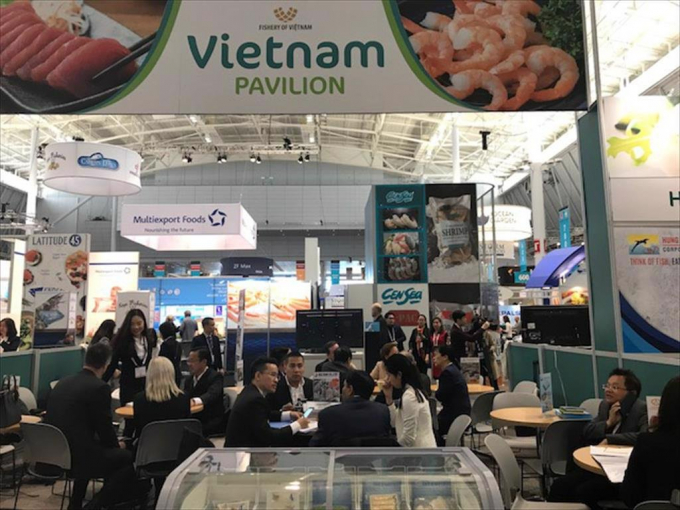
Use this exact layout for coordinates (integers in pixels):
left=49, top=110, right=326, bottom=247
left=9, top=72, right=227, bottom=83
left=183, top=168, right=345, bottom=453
left=449, top=310, right=489, bottom=366
left=191, top=317, right=223, bottom=373
left=381, top=311, right=407, bottom=351
left=184, top=347, right=225, bottom=436
left=267, top=351, right=314, bottom=412
left=226, top=357, right=310, bottom=447
left=179, top=310, right=198, bottom=342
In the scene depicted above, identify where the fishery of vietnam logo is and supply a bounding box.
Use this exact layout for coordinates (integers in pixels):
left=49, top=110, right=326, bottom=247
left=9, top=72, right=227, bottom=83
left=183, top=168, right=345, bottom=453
left=273, top=7, right=297, bottom=22
left=209, top=209, right=227, bottom=227
left=382, top=287, right=423, bottom=306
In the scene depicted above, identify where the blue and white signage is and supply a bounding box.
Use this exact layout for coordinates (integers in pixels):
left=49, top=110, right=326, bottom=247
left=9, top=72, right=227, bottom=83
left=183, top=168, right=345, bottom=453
left=121, top=203, right=257, bottom=251
left=377, top=283, right=429, bottom=339
left=44, top=141, right=141, bottom=196
left=559, top=207, right=571, bottom=248
left=381, top=286, right=423, bottom=306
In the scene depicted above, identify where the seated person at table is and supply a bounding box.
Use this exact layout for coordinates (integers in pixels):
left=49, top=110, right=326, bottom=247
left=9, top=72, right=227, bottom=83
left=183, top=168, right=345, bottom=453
left=315, top=341, right=339, bottom=372
left=191, top=317, right=223, bottom=373
left=370, top=342, right=398, bottom=382
left=184, top=347, right=225, bottom=436
left=266, top=350, right=313, bottom=411
left=320, top=345, right=353, bottom=387
left=622, top=376, right=680, bottom=508
left=47, top=342, right=137, bottom=510
left=271, top=346, right=292, bottom=379
left=310, top=370, right=392, bottom=447
left=433, top=344, right=471, bottom=439
left=133, top=357, right=191, bottom=439
left=549, top=368, right=648, bottom=509
left=158, top=321, right=182, bottom=385
left=225, top=357, right=310, bottom=447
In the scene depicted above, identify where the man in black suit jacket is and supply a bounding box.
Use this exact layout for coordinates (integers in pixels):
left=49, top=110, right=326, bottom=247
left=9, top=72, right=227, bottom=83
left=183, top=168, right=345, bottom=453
left=433, top=345, right=471, bottom=439
left=449, top=310, right=489, bottom=364
left=267, top=351, right=313, bottom=411
left=226, top=357, right=310, bottom=447
left=184, top=347, right=225, bottom=436
left=320, top=345, right=353, bottom=388
left=310, top=370, right=392, bottom=447
left=549, top=369, right=649, bottom=509
left=191, top=317, right=223, bottom=373
left=47, top=342, right=135, bottom=510
left=315, top=341, right=339, bottom=372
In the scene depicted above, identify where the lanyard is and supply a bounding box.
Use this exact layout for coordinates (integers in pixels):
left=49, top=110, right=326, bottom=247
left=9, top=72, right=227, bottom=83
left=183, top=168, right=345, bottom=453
left=388, top=327, right=395, bottom=343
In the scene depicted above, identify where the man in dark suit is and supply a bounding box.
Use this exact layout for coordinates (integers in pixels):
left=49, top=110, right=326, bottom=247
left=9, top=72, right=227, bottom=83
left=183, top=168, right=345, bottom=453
left=47, top=342, right=136, bottom=510
left=320, top=345, right=353, bottom=388
left=159, top=321, right=182, bottom=385
left=267, top=351, right=313, bottom=411
left=310, top=370, right=392, bottom=447
left=381, top=312, right=407, bottom=351
left=184, top=347, right=225, bottom=436
left=449, top=310, right=489, bottom=364
left=191, top=317, right=223, bottom=373
left=549, top=368, right=649, bottom=509
left=433, top=345, right=471, bottom=439
left=315, top=341, right=339, bottom=372
left=226, top=357, right=310, bottom=447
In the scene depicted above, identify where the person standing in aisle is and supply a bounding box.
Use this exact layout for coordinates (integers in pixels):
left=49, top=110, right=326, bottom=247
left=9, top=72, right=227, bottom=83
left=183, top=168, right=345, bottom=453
left=381, top=312, right=407, bottom=351
left=179, top=310, right=198, bottom=342
left=382, top=353, right=437, bottom=447
left=191, top=317, right=223, bottom=373
left=408, top=314, right=431, bottom=375
left=430, top=317, right=449, bottom=379
left=450, top=310, right=488, bottom=366
left=104, top=309, right=157, bottom=437
left=371, top=302, right=387, bottom=333
left=159, top=320, right=182, bottom=385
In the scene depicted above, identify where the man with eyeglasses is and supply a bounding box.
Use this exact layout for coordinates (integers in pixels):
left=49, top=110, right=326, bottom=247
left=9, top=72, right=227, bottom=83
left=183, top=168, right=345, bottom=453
left=225, top=357, right=310, bottom=447
left=549, top=368, right=648, bottom=509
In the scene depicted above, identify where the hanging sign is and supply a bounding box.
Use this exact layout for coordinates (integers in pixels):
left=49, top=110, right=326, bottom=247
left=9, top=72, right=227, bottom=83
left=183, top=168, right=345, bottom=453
left=519, top=240, right=528, bottom=272
left=296, top=261, right=305, bottom=281
left=331, top=260, right=341, bottom=285
left=190, top=261, right=201, bottom=276
left=480, top=205, right=533, bottom=242
left=221, top=257, right=274, bottom=277
left=2, top=1, right=587, bottom=115
left=154, top=261, right=166, bottom=277
left=559, top=207, right=571, bottom=248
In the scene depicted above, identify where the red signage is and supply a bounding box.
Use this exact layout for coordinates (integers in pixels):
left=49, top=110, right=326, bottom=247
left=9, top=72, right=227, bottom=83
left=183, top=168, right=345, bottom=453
left=389, top=309, right=420, bottom=327
left=534, top=239, right=541, bottom=253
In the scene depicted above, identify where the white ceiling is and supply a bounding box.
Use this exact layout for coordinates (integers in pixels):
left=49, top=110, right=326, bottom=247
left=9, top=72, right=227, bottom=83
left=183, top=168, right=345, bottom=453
left=0, top=1, right=678, bottom=188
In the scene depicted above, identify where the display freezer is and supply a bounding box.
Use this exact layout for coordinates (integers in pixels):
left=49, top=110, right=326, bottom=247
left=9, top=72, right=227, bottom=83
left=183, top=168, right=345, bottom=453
left=157, top=447, right=503, bottom=510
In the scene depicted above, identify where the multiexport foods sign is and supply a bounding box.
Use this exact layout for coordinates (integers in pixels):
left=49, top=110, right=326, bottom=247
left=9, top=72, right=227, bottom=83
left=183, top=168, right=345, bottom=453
left=121, top=203, right=257, bottom=251
left=18, top=0, right=588, bottom=115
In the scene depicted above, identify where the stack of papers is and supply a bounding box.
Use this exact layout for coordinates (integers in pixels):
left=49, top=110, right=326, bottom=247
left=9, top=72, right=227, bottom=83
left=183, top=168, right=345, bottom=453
left=590, top=446, right=633, bottom=483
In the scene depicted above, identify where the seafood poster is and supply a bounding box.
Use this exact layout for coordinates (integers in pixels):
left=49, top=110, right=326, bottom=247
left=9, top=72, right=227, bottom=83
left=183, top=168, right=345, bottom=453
left=375, top=185, right=428, bottom=284
left=0, top=0, right=587, bottom=114
left=426, top=184, right=480, bottom=283
left=22, top=234, right=90, bottom=345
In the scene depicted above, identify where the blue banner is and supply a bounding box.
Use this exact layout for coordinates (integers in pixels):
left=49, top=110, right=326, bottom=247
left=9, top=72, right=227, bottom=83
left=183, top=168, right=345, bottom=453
left=518, top=240, right=528, bottom=272
left=331, top=260, right=340, bottom=285
left=559, top=207, right=571, bottom=247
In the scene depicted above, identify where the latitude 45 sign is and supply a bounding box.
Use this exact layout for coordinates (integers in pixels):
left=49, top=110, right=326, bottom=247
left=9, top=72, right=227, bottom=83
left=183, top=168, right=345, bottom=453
left=209, top=209, right=227, bottom=226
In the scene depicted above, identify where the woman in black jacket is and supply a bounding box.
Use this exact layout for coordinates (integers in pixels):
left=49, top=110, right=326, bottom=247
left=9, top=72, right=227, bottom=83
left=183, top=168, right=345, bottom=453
left=104, top=309, right=157, bottom=436
left=408, top=314, right=431, bottom=375
left=158, top=321, right=182, bottom=385
left=622, top=376, right=680, bottom=508
left=0, top=318, right=21, bottom=352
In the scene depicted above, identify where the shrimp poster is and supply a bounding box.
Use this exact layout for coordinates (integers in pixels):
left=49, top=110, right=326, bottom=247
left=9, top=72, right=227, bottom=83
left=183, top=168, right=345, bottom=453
left=1, top=0, right=588, bottom=114
left=22, top=234, right=91, bottom=346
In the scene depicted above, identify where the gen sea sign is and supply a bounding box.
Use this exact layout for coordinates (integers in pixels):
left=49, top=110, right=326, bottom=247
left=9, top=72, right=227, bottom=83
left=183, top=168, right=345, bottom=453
left=187, top=35, right=385, bottom=96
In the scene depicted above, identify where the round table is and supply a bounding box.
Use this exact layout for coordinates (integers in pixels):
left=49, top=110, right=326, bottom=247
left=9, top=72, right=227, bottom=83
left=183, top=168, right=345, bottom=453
left=573, top=446, right=633, bottom=476
left=0, top=414, right=42, bottom=435
left=467, top=384, right=495, bottom=394
left=489, top=407, right=558, bottom=429
left=115, top=402, right=203, bottom=419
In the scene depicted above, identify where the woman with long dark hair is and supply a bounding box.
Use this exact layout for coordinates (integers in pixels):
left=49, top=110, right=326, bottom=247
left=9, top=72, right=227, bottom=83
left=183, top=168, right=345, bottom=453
left=408, top=314, right=431, bottom=375
left=104, top=309, right=157, bottom=436
left=90, top=319, right=116, bottom=345
left=382, top=353, right=436, bottom=447
left=0, top=317, right=20, bottom=352
left=430, top=317, right=449, bottom=379
left=622, top=376, right=680, bottom=507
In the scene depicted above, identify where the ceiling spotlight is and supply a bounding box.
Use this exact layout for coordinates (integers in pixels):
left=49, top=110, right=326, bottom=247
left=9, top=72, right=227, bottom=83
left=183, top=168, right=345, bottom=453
left=36, top=143, right=47, bottom=160
left=140, top=154, right=145, bottom=162
left=250, top=154, right=257, bottom=163
left=255, top=155, right=262, bottom=164
left=204, top=135, right=212, bottom=144
left=283, top=137, right=292, bottom=150
left=309, top=135, right=315, bottom=143
left=304, top=153, right=311, bottom=162
left=217, top=153, right=227, bottom=164
left=298, top=154, right=304, bottom=164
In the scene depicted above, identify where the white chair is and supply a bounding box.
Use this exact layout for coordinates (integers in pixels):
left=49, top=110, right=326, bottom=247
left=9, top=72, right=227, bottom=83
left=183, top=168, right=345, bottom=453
left=492, top=392, right=542, bottom=451
left=17, top=387, right=37, bottom=412
left=579, top=398, right=602, bottom=417
left=469, top=390, right=503, bottom=449
left=484, top=434, right=589, bottom=510
left=513, top=381, right=538, bottom=395
left=445, top=415, right=472, bottom=447
left=50, top=380, right=60, bottom=389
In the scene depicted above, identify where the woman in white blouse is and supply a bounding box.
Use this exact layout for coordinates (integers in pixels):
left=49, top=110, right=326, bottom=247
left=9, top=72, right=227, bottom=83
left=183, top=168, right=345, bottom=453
left=382, top=353, right=437, bottom=448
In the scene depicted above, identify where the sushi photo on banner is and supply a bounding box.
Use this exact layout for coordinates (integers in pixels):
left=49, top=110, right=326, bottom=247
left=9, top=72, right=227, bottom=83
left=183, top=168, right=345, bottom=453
left=426, top=184, right=480, bottom=284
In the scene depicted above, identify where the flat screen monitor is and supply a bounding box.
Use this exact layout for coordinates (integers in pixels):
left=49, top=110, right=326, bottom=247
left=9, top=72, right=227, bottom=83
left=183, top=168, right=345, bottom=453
left=521, top=305, right=591, bottom=347
left=296, top=309, right=364, bottom=351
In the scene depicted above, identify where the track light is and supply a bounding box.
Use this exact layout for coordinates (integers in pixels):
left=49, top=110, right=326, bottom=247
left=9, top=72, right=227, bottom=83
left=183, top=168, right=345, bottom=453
left=250, top=154, right=256, bottom=163
left=255, top=155, right=262, bottom=164
left=304, top=153, right=311, bottom=162
left=298, top=154, right=304, bottom=164
left=217, top=153, right=227, bottom=164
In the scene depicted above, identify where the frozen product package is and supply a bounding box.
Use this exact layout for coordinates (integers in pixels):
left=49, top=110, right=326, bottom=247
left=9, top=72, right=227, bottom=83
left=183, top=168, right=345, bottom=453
left=427, top=196, right=473, bottom=267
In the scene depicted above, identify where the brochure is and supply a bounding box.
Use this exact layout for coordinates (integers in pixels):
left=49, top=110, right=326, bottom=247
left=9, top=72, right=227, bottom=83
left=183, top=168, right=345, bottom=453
left=460, top=357, right=480, bottom=384
left=539, top=373, right=554, bottom=413
left=312, top=372, right=341, bottom=402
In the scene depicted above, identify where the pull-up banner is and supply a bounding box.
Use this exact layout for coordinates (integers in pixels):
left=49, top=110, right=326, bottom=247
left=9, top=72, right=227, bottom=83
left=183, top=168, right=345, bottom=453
left=0, top=0, right=587, bottom=114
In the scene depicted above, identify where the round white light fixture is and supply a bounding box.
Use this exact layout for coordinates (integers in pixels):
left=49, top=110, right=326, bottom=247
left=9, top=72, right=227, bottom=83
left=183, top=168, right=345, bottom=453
left=43, top=142, right=141, bottom=196
left=480, top=205, right=532, bottom=241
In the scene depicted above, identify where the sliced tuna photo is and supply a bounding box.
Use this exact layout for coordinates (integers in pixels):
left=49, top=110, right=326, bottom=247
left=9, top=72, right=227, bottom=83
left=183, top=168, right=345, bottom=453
left=0, top=23, right=46, bottom=69
left=3, top=27, right=62, bottom=76
left=31, top=37, right=91, bottom=83
left=16, top=32, right=75, bottom=81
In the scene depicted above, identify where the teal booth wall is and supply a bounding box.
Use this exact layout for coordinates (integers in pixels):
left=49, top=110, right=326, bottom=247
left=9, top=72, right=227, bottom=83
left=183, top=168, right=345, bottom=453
left=0, top=351, right=34, bottom=390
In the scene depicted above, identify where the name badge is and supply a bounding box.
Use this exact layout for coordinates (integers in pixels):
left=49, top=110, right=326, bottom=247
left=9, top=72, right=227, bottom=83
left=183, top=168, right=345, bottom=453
left=134, top=366, right=147, bottom=379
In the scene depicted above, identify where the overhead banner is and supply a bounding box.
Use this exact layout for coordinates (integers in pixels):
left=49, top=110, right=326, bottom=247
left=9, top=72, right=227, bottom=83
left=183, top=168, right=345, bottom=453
left=221, top=257, right=274, bottom=277
left=121, top=203, right=257, bottom=251
left=85, top=252, right=139, bottom=339
left=1, top=0, right=587, bottom=114
left=559, top=207, right=571, bottom=248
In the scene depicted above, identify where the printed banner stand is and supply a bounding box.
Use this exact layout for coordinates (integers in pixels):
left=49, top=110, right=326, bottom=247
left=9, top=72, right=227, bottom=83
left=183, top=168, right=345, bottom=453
left=235, top=289, right=246, bottom=388
left=115, top=291, right=155, bottom=326
left=559, top=207, right=571, bottom=248
left=540, top=373, right=554, bottom=413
